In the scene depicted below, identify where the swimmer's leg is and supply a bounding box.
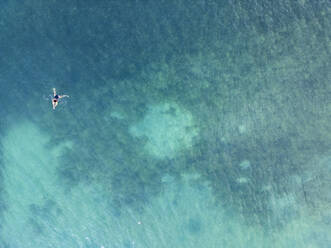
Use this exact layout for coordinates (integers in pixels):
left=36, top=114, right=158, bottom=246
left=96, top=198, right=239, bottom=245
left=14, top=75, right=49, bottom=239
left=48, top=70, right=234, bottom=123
left=52, top=101, right=58, bottom=110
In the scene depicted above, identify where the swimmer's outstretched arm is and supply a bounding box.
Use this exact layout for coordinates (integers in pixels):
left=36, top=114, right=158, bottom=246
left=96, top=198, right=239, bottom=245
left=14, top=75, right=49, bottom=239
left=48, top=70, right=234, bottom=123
left=59, top=95, right=69, bottom=98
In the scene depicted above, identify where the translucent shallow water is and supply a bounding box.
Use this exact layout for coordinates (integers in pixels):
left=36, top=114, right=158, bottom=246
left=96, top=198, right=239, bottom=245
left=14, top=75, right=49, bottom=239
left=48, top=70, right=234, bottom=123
left=0, top=1, right=330, bottom=247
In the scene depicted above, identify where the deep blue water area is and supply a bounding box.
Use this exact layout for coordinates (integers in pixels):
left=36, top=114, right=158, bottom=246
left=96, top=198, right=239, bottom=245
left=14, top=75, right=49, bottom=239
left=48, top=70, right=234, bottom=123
left=0, top=0, right=330, bottom=247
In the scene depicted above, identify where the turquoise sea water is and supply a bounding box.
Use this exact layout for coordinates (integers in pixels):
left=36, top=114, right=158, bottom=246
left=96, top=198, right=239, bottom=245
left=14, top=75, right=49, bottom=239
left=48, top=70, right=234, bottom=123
left=0, top=1, right=330, bottom=247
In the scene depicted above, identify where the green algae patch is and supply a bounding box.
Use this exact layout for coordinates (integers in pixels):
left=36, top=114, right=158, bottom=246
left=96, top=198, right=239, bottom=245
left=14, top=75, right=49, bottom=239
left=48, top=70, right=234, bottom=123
left=130, top=102, right=198, bottom=159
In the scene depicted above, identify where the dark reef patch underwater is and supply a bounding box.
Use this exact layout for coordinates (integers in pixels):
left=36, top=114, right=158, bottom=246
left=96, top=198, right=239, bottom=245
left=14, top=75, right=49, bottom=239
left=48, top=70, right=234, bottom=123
left=0, top=0, right=330, bottom=247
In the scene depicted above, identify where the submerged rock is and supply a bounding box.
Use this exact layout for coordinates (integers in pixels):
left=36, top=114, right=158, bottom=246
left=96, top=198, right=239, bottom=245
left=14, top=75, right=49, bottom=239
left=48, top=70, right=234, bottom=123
left=187, top=217, right=202, bottom=235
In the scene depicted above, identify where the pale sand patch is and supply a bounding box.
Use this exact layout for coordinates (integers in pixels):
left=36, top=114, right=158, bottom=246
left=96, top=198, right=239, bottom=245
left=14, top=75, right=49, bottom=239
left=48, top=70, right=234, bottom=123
left=130, top=102, right=198, bottom=159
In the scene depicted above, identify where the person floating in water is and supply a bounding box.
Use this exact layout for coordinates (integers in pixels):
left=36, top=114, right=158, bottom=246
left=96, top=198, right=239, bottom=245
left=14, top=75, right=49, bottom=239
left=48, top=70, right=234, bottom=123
left=52, top=88, right=69, bottom=110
